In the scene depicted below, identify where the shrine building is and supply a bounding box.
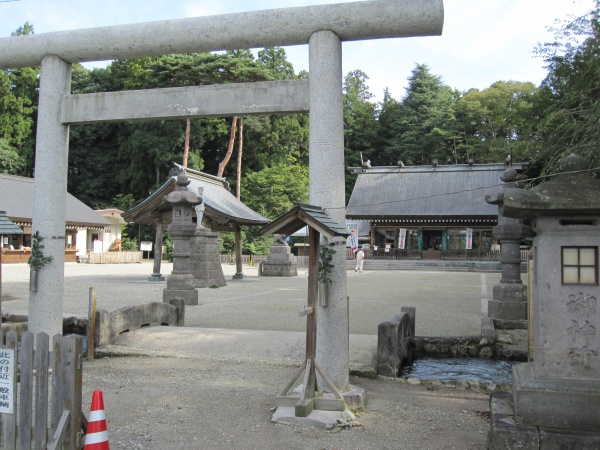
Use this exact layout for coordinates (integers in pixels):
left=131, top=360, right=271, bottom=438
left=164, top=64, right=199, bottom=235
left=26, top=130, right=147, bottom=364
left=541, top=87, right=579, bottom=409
left=346, top=162, right=526, bottom=261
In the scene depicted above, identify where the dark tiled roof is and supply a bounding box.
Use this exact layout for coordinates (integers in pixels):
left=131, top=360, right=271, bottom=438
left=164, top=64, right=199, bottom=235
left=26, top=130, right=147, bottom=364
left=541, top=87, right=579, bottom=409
left=122, top=166, right=269, bottom=226
left=346, top=164, right=520, bottom=219
left=0, top=211, right=22, bottom=235
left=261, top=203, right=349, bottom=239
left=0, top=174, right=110, bottom=228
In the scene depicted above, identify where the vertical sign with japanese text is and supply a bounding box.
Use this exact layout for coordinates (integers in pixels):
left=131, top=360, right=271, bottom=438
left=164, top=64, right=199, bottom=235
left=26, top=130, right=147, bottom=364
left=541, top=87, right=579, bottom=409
left=398, top=228, right=407, bottom=250
left=347, top=222, right=358, bottom=253
left=0, top=349, right=15, bottom=414
left=466, top=228, right=473, bottom=250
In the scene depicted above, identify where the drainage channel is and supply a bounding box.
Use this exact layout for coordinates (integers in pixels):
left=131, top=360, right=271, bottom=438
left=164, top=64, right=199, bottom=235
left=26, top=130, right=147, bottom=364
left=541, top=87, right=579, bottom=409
left=400, top=358, right=517, bottom=385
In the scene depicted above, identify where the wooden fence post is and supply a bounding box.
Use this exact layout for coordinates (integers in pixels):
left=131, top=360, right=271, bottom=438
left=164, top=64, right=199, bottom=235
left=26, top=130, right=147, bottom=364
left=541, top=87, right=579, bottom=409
left=51, top=335, right=83, bottom=449
left=34, top=332, right=50, bottom=449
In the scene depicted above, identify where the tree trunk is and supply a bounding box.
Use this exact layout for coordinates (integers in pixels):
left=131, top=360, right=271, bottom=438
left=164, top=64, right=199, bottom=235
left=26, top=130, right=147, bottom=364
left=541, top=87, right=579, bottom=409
left=217, top=116, right=238, bottom=177
left=182, top=118, right=191, bottom=168
left=236, top=117, right=244, bottom=200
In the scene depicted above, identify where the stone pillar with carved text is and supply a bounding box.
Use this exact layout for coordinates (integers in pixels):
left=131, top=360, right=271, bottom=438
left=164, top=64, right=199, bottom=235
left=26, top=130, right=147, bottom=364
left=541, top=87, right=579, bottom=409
left=488, top=154, right=600, bottom=448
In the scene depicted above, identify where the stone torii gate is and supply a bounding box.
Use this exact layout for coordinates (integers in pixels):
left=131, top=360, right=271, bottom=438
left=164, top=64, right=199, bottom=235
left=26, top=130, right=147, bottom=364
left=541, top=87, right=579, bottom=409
left=0, top=0, right=444, bottom=393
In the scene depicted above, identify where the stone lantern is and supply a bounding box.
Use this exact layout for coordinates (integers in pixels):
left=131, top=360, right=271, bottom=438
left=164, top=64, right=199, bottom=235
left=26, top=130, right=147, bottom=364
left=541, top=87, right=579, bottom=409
left=163, top=170, right=201, bottom=306
left=485, top=165, right=532, bottom=358
left=488, top=154, right=600, bottom=448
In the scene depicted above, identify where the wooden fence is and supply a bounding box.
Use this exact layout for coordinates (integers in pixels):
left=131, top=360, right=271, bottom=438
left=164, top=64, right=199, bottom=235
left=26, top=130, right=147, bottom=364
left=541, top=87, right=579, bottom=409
left=0, top=331, right=84, bottom=450
left=84, top=251, right=143, bottom=264
left=219, top=254, right=311, bottom=267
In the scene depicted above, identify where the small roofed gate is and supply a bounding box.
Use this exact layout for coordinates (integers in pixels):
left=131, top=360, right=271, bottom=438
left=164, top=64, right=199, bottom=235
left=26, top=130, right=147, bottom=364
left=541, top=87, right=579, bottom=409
left=0, top=331, right=83, bottom=450
left=261, top=203, right=349, bottom=417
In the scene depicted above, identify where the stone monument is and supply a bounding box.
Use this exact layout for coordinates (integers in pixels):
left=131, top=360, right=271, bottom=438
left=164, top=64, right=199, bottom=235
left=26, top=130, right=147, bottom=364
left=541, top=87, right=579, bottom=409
left=259, top=234, right=297, bottom=277
left=487, top=154, right=600, bottom=448
left=484, top=166, right=532, bottom=359
left=163, top=171, right=201, bottom=306
left=190, top=187, right=227, bottom=288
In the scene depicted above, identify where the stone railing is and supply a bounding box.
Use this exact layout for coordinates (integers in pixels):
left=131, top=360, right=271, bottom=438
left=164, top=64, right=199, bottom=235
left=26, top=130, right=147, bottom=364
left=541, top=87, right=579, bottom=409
left=95, top=300, right=184, bottom=347
left=377, top=306, right=416, bottom=377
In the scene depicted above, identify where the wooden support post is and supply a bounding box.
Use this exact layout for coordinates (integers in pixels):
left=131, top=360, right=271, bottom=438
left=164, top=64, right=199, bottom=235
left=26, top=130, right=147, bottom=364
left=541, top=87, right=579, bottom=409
left=234, top=227, right=244, bottom=278
left=87, top=287, right=96, bottom=360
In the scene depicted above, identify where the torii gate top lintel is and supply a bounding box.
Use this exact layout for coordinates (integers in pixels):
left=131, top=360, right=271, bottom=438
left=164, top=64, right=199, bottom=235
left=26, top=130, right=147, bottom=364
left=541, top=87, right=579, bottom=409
left=0, top=0, right=444, bottom=69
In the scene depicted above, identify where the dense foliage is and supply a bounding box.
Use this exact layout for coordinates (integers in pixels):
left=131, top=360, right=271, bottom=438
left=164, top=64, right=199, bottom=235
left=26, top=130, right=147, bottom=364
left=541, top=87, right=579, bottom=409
left=1, top=3, right=598, bottom=254
left=535, top=1, right=600, bottom=172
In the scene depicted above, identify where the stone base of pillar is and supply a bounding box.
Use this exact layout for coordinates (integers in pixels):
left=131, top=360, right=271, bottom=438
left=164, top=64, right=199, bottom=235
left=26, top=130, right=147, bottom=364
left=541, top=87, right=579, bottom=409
left=190, top=228, right=226, bottom=288
left=492, top=284, right=527, bottom=302
left=488, top=299, right=527, bottom=321
left=512, top=363, right=600, bottom=430
left=271, top=384, right=366, bottom=428
left=488, top=283, right=528, bottom=332
left=488, top=374, right=600, bottom=449
left=163, top=289, right=198, bottom=306
left=148, top=275, right=165, bottom=282
left=232, top=272, right=246, bottom=280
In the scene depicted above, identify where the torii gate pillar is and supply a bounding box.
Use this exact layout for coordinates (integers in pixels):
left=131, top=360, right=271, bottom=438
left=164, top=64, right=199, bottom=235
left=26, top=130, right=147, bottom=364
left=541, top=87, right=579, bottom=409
left=309, top=30, right=349, bottom=392
left=28, top=55, right=72, bottom=337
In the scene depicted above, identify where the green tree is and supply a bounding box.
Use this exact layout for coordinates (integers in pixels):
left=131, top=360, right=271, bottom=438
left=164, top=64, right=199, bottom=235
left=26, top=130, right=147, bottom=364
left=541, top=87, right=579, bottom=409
left=0, top=138, right=25, bottom=174
left=342, top=70, right=380, bottom=200
left=458, top=81, right=540, bottom=163
left=257, top=47, right=296, bottom=80
left=382, top=64, right=458, bottom=165
left=0, top=23, right=38, bottom=175
left=535, top=2, right=600, bottom=171
left=68, top=64, right=126, bottom=208
left=241, top=157, right=309, bottom=219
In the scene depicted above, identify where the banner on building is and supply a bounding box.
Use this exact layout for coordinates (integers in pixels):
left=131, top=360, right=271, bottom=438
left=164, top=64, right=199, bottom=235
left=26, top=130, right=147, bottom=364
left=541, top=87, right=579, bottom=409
left=347, top=222, right=359, bottom=253
left=398, top=228, right=407, bottom=250
left=466, top=228, right=473, bottom=250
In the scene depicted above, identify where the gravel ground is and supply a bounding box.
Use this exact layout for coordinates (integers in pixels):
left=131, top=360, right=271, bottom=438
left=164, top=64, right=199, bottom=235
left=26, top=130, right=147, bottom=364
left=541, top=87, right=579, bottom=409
left=2, top=262, right=495, bottom=449
left=82, top=351, right=490, bottom=450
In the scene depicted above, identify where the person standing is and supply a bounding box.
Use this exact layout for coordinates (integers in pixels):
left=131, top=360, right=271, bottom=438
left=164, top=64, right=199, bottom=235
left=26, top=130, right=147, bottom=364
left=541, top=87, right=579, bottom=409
left=355, top=247, right=365, bottom=273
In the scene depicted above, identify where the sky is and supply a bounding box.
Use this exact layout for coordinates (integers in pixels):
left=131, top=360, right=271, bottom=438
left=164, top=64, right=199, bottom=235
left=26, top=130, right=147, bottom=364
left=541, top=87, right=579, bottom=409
left=0, top=0, right=595, bottom=103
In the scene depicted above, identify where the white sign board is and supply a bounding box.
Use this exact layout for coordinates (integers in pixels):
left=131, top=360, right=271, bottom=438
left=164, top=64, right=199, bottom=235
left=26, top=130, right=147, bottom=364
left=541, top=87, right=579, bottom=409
left=140, top=241, right=153, bottom=251
left=346, top=222, right=358, bottom=252
left=0, top=349, right=15, bottom=414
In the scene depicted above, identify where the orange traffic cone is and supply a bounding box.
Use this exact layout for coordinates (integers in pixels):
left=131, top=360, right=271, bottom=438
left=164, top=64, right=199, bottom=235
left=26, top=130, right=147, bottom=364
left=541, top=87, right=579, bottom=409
left=84, top=389, right=110, bottom=449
